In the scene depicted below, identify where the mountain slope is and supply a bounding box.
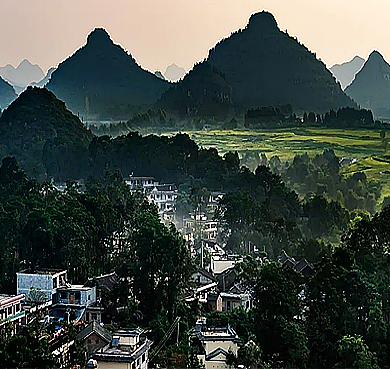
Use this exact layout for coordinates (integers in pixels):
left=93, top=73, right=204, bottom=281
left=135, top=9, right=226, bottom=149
left=32, top=67, right=56, bottom=87
left=47, top=28, right=170, bottom=119
left=0, top=76, right=17, bottom=109
left=157, top=61, right=234, bottom=118
left=0, top=87, right=92, bottom=180
left=330, top=55, right=365, bottom=90
left=345, top=51, right=390, bottom=118
left=207, top=11, right=355, bottom=112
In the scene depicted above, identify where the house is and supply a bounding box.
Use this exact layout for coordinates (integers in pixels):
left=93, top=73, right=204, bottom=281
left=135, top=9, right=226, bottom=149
left=0, top=294, right=26, bottom=331
left=192, top=268, right=218, bottom=287
left=125, top=176, right=158, bottom=190
left=210, top=255, right=242, bottom=275
left=51, top=284, right=102, bottom=324
left=84, top=272, right=121, bottom=324
left=278, top=250, right=315, bottom=276
left=125, top=176, right=178, bottom=220
left=215, top=267, right=238, bottom=292
left=192, top=319, right=239, bottom=369
left=294, top=257, right=315, bottom=276
left=92, top=328, right=153, bottom=369
left=84, top=272, right=120, bottom=296
left=17, top=269, right=67, bottom=302
left=148, top=184, right=178, bottom=216
left=77, top=321, right=112, bottom=356
left=206, top=191, right=225, bottom=214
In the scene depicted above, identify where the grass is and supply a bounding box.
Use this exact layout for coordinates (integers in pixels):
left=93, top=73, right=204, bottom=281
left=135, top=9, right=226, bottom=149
left=163, top=127, right=390, bottom=200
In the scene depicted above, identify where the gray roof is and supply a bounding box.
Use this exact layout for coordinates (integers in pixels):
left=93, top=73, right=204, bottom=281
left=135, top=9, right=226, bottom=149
left=84, top=272, right=120, bottom=292
left=93, top=339, right=153, bottom=363
left=77, top=321, right=112, bottom=343
left=206, top=347, right=229, bottom=361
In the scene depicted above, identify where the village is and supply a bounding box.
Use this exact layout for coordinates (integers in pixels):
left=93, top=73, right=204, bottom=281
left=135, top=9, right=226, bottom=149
left=0, top=175, right=315, bottom=369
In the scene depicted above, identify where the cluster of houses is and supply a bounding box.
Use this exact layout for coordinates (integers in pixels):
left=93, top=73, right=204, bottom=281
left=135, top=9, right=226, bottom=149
left=125, top=176, right=178, bottom=221
left=188, top=239, right=253, bottom=316
left=9, top=176, right=316, bottom=369
left=0, top=268, right=155, bottom=369
left=0, top=263, right=246, bottom=369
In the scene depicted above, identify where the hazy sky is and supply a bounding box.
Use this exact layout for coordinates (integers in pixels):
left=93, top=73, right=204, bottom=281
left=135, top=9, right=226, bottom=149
left=0, top=0, right=388, bottom=74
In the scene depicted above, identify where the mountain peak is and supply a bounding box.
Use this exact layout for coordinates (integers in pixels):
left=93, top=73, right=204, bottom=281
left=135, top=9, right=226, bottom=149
left=367, top=50, right=386, bottom=64
left=247, top=11, right=279, bottom=32
left=87, top=28, right=113, bottom=46
left=18, top=59, right=33, bottom=68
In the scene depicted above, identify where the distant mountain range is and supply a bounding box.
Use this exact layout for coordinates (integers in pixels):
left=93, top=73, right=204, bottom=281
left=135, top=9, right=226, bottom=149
left=0, top=59, right=44, bottom=93
left=46, top=28, right=170, bottom=119
left=205, top=11, right=355, bottom=113
left=330, top=56, right=365, bottom=90
left=164, top=63, right=186, bottom=82
left=0, top=76, right=17, bottom=110
left=345, top=51, right=390, bottom=118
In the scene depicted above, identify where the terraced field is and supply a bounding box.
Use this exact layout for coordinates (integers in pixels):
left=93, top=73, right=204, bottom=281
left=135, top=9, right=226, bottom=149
left=164, top=127, right=390, bottom=199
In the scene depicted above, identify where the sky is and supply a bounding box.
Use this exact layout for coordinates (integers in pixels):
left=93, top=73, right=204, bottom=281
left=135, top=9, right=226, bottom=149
left=0, top=0, right=389, bottom=74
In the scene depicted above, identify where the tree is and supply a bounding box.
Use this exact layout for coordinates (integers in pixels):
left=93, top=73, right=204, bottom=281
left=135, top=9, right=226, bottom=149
left=337, top=335, right=379, bottom=369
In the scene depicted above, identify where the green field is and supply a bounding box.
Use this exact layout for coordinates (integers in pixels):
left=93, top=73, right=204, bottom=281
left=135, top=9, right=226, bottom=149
left=164, top=127, right=390, bottom=199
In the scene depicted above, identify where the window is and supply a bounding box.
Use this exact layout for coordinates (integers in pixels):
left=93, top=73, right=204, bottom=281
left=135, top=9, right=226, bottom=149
left=8, top=307, right=12, bottom=316
left=142, top=353, right=146, bottom=363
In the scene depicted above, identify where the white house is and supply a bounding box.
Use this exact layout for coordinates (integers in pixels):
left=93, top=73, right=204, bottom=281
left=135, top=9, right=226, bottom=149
left=192, top=319, right=239, bottom=369
left=92, top=328, right=153, bottom=369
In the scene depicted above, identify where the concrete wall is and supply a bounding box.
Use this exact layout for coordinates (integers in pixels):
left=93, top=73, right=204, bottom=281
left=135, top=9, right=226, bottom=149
left=17, top=273, right=53, bottom=301
left=82, top=287, right=96, bottom=306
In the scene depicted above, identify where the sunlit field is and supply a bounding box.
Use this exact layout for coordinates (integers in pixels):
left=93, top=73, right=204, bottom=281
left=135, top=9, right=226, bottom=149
left=163, top=127, right=390, bottom=199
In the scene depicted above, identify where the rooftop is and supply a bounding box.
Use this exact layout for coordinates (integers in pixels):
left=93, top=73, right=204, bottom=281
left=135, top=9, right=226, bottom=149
left=93, top=338, right=152, bottom=363
left=77, top=321, right=112, bottom=343
left=115, top=327, right=144, bottom=337
left=0, top=294, right=24, bottom=306
left=17, top=268, right=67, bottom=276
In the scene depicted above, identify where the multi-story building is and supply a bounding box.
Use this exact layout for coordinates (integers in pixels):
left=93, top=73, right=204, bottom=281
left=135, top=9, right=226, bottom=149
left=0, top=294, right=25, bottom=330
left=52, top=284, right=102, bottom=324
left=17, top=269, right=67, bottom=302
left=125, top=176, right=178, bottom=220
left=92, top=327, right=153, bottom=369
left=192, top=319, right=239, bottom=369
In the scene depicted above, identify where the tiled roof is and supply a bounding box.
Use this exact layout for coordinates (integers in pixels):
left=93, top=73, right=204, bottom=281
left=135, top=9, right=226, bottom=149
left=77, top=321, right=112, bottom=343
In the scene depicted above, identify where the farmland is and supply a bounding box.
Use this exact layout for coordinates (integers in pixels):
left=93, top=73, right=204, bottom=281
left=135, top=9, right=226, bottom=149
left=163, top=127, right=390, bottom=200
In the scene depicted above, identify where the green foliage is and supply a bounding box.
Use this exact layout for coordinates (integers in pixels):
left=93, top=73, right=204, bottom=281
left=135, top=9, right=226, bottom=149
left=0, top=324, right=57, bottom=368
left=337, top=335, right=379, bottom=369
